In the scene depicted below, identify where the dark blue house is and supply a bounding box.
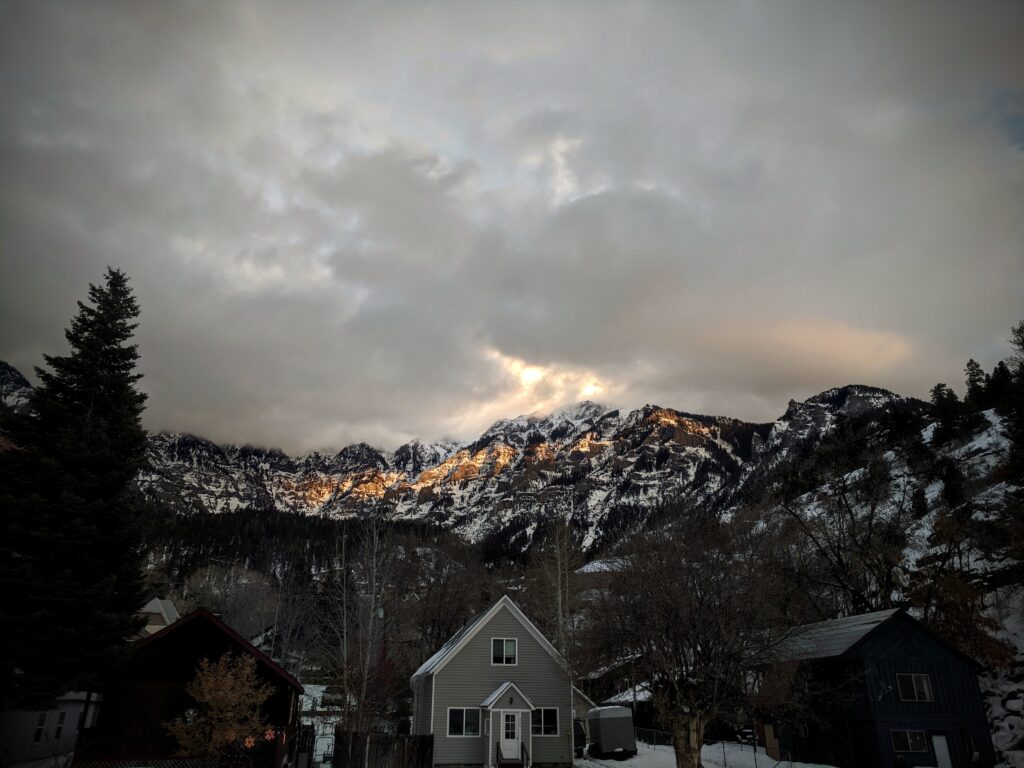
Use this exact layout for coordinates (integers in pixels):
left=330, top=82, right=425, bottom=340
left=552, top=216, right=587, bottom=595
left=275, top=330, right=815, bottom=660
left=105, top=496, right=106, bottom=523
left=761, top=609, right=995, bottom=768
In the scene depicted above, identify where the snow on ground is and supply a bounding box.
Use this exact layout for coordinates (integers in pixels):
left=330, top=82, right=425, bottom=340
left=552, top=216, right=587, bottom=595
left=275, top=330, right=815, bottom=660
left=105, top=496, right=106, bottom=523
left=983, top=588, right=1024, bottom=768
left=576, top=742, right=837, bottom=768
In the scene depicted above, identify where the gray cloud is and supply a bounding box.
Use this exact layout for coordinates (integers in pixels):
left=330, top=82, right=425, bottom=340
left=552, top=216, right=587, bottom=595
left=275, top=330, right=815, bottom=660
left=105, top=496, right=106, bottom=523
left=2, top=0, right=1023, bottom=453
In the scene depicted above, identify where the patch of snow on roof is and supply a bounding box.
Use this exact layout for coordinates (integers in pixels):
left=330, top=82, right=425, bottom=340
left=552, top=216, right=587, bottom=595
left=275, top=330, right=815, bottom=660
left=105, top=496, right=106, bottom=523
left=604, top=682, right=652, bottom=704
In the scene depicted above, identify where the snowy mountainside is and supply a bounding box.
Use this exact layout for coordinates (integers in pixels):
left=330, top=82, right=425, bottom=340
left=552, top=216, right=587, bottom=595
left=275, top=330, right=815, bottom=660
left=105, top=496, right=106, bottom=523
left=135, top=384, right=932, bottom=552
left=750, top=385, right=903, bottom=465
left=139, top=397, right=779, bottom=550
left=0, top=360, right=32, bottom=413
left=1, top=358, right=930, bottom=551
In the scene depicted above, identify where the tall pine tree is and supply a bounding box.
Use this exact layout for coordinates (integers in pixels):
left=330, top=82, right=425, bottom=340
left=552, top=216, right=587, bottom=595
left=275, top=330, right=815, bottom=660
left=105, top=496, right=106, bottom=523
left=995, top=321, right=1024, bottom=590
left=0, top=268, right=147, bottom=706
left=963, top=358, right=988, bottom=408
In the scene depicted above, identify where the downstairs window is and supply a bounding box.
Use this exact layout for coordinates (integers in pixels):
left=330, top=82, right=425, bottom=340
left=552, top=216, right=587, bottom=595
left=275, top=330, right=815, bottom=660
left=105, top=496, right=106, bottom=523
left=891, top=730, right=927, bottom=753
left=448, top=708, right=481, bottom=737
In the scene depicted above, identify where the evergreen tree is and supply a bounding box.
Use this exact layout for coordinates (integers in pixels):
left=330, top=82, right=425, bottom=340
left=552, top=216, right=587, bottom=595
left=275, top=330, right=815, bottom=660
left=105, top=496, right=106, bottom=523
left=929, top=383, right=961, bottom=445
left=995, top=321, right=1024, bottom=590
left=0, top=268, right=147, bottom=706
left=963, top=358, right=988, bottom=408
left=1006, top=321, right=1024, bottom=483
left=988, top=360, right=1013, bottom=407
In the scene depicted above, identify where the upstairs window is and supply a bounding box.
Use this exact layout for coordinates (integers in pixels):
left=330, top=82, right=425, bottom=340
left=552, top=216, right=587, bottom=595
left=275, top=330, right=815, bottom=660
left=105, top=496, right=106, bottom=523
left=531, top=708, right=559, bottom=736
left=891, top=730, right=927, bottom=752
left=34, top=713, right=46, bottom=743
left=896, top=673, right=933, bottom=702
left=54, top=712, right=66, bottom=739
left=492, top=638, right=517, bottom=665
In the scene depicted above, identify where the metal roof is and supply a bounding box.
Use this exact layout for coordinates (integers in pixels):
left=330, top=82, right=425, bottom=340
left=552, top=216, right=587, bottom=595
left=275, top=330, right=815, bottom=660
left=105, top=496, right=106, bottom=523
left=771, top=608, right=900, bottom=661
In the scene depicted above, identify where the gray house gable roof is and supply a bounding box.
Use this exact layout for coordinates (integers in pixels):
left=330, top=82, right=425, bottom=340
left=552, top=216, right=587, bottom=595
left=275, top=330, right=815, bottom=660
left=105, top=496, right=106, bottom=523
left=411, top=594, right=567, bottom=683
left=481, top=681, right=535, bottom=710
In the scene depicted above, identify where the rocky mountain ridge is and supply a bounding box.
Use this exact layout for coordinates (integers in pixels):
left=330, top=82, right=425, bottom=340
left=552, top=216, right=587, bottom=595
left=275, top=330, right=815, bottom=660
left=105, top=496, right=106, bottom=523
left=0, top=360, right=918, bottom=551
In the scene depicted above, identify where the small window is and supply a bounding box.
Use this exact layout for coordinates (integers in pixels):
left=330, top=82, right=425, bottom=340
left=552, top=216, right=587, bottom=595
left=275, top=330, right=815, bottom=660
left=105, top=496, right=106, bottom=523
left=447, top=708, right=481, bottom=737
left=531, top=708, right=559, bottom=736
left=54, top=711, right=66, bottom=739
left=34, top=713, right=46, bottom=743
left=891, top=730, right=927, bottom=752
left=896, top=673, right=933, bottom=702
left=491, top=638, right=517, bottom=665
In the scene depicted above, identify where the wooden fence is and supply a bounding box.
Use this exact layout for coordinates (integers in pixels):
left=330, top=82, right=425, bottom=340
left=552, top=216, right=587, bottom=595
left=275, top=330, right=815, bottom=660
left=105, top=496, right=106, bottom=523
left=332, top=732, right=432, bottom=768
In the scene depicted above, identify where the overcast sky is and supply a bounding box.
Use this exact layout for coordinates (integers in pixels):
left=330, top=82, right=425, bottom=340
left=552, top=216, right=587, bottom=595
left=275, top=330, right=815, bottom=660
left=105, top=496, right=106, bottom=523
left=2, top=1, right=1023, bottom=454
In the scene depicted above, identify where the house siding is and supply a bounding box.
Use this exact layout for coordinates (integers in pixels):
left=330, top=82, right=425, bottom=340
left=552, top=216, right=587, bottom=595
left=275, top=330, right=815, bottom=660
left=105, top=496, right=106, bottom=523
left=412, top=676, right=433, bottom=735
left=0, top=694, right=92, bottom=766
left=849, top=616, right=994, bottom=768
left=776, top=614, right=995, bottom=768
left=430, top=605, right=572, bottom=767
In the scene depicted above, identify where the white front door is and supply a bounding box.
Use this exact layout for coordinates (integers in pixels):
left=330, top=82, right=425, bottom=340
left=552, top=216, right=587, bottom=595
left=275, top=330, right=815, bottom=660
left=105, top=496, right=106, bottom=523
left=500, top=711, right=520, bottom=761
left=932, top=735, right=953, bottom=768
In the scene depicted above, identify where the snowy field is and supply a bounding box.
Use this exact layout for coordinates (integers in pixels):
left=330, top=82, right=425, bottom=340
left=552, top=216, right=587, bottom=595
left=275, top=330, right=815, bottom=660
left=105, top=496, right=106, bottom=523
left=576, top=742, right=836, bottom=768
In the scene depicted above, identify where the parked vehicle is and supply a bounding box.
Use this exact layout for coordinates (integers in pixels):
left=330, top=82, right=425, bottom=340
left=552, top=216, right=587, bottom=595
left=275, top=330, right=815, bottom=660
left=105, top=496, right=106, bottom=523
left=573, top=718, right=587, bottom=758
left=586, top=706, right=637, bottom=760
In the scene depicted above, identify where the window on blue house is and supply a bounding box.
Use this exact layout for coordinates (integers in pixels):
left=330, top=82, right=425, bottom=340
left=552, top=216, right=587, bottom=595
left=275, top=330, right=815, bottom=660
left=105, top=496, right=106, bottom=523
left=896, top=673, right=933, bottom=702
left=891, top=730, right=927, bottom=752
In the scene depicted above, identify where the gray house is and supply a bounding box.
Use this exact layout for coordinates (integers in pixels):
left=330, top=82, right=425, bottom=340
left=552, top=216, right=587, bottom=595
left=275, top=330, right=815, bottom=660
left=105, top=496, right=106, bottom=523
left=410, top=595, right=573, bottom=768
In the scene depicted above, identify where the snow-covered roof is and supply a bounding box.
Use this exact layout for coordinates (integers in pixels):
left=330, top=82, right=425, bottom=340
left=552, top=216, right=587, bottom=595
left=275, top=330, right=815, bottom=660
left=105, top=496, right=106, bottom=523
left=410, top=594, right=566, bottom=682
left=603, top=682, right=652, bottom=704
left=771, top=609, right=900, bottom=661
left=581, top=653, right=640, bottom=680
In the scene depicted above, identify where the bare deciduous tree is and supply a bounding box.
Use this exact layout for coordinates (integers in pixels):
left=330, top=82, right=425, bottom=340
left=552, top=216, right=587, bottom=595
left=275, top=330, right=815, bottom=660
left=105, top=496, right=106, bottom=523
left=592, top=514, right=795, bottom=768
left=779, top=456, right=920, bottom=614
left=309, top=515, right=405, bottom=736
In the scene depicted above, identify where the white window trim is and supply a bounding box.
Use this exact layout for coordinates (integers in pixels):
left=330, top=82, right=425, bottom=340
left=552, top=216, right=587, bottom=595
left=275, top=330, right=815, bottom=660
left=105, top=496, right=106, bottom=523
left=531, top=707, right=559, bottom=737
left=446, top=707, right=481, bottom=738
left=896, top=673, right=934, bottom=702
left=490, top=637, right=518, bottom=666
left=890, top=729, right=928, bottom=753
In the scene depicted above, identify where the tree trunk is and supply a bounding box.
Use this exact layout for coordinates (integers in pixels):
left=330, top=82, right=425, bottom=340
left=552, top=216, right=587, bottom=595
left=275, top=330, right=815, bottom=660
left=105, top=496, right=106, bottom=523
left=671, top=716, right=703, bottom=768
